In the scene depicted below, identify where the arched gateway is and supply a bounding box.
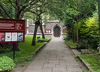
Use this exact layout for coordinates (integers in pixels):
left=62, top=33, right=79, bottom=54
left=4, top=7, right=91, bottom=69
left=54, top=25, right=61, bottom=37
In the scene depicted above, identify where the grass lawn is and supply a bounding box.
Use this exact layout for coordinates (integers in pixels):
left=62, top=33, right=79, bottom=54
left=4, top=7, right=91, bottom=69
left=80, top=54, right=100, bottom=72
left=0, top=35, right=50, bottom=63
left=18, top=35, right=43, bottom=56
left=65, top=40, right=77, bottom=48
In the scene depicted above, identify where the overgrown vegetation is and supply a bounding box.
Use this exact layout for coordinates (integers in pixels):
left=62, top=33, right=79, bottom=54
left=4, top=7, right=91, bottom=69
left=80, top=54, right=100, bottom=72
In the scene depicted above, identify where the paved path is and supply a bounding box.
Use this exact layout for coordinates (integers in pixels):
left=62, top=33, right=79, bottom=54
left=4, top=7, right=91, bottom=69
left=24, top=37, right=82, bottom=72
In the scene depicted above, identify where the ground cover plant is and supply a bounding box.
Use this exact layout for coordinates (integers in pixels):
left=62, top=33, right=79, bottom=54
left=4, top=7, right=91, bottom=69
left=65, top=40, right=77, bottom=48
left=0, top=56, right=15, bottom=71
left=80, top=54, right=100, bottom=72
left=64, top=35, right=100, bottom=72
left=0, top=35, right=50, bottom=63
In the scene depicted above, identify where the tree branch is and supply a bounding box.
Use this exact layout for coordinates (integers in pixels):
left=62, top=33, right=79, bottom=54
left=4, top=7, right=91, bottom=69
left=0, top=1, right=12, bottom=19
left=20, top=0, right=38, bottom=16
left=30, top=1, right=38, bottom=6
left=9, top=0, right=17, bottom=9
left=15, top=0, right=20, bottom=11
left=26, top=0, right=30, bottom=2
left=29, top=10, right=38, bottom=15
left=20, top=6, right=27, bottom=12
left=39, top=10, right=45, bottom=16
left=0, top=9, right=6, bottom=18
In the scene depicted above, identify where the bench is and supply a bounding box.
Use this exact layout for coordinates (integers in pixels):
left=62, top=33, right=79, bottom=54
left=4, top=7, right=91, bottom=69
left=77, top=40, right=88, bottom=52
left=37, top=36, right=40, bottom=39
left=37, top=39, right=44, bottom=42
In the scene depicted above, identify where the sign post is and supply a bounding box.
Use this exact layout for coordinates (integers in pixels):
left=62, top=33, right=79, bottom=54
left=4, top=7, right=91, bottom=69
left=13, top=43, right=16, bottom=59
left=0, top=18, right=25, bottom=59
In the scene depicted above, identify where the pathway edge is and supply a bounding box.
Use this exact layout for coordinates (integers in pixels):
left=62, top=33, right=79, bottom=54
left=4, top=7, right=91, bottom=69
left=65, top=41, right=94, bottom=72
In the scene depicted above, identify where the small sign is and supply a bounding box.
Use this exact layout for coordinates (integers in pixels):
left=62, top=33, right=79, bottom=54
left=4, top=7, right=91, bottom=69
left=0, top=18, right=25, bottom=43
left=12, top=33, right=17, bottom=41
left=46, top=29, right=51, bottom=33
left=5, top=32, right=11, bottom=41
left=18, top=33, right=23, bottom=41
left=0, top=33, right=5, bottom=42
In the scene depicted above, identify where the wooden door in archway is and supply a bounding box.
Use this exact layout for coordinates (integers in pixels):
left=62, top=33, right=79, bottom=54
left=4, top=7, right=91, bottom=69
left=54, top=26, right=60, bottom=37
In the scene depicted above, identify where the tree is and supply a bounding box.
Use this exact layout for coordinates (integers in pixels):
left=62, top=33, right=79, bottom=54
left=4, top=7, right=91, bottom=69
left=62, top=0, right=96, bottom=47
left=0, top=0, right=39, bottom=50
left=73, top=0, right=96, bottom=47
left=29, top=0, right=66, bottom=46
left=0, top=0, right=62, bottom=46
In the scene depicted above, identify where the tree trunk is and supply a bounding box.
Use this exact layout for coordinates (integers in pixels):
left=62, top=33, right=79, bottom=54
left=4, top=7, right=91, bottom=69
left=15, top=10, right=20, bottom=19
left=15, top=10, right=20, bottom=50
left=31, top=22, right=39, bottom=46
left=40, top=23, right=45, bottom=39
left=72, top=24, right=74, bottom=43
left=76, top=18, right=79, bottom=48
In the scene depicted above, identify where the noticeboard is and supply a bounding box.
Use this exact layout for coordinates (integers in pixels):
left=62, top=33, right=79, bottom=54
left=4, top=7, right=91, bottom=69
left=0, top=18, right=25, bottom=43
left=45, top=29, right=51, bottom=33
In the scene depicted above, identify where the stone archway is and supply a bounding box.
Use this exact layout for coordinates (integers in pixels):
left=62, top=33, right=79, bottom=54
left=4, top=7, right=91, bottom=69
left=53, top=25, right=61, bottom=37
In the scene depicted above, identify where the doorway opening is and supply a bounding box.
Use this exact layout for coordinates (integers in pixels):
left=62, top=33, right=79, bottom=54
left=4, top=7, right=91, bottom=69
left=54, top=25, right=61, bottom=37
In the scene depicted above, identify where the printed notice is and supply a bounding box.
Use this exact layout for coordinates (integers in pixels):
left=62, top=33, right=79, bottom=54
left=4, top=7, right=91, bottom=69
left=5, top=33, right=11, bottom=41
left=12, top=33, right=17, bottom=41
left=0, top=23, right=14, bottom=29
left=18, top=33, right=23, bottom=41
left=0, top=33, right=5, bottom=42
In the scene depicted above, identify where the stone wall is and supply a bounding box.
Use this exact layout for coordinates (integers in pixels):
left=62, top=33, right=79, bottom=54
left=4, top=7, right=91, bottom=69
left=26, top=19, right=64, bottom=35
left=45, top=20, right=62, bottom=34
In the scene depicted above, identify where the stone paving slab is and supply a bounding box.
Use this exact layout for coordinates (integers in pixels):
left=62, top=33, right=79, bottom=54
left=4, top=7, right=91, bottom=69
left=24, top=37, right=82, bottom=72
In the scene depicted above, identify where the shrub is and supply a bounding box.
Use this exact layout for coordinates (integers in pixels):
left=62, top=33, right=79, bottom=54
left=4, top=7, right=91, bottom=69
left=0, top=56, right=15, bottom=71
left=73, top=17, right=99, bottom=49
left=0, top=43, right=13, bottom=53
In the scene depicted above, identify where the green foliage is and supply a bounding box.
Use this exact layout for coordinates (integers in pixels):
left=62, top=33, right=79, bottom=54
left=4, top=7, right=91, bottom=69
left=19, top=35, right=44, bottom=53
left=0, top=0, right=15, bottom=18
left=21, top=64, right=26, bottom=67
left=0, top=35, right=50, bottom=63
left=73, top=14, right=99, bottom=48
left=82, top=71, right=91, bottom=72
left=65, top=39, right=77, bottom=48
left=14, top=56, right=33, bottom=64
left=80, top=54, right=100, bottom=72
left=0, top=43, right=13, bottom=53
left=64, top=0, right=96, bottom=43
left=64, top=18, right=75, bottom=40
left=0, top=56, right=15, bottom=71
